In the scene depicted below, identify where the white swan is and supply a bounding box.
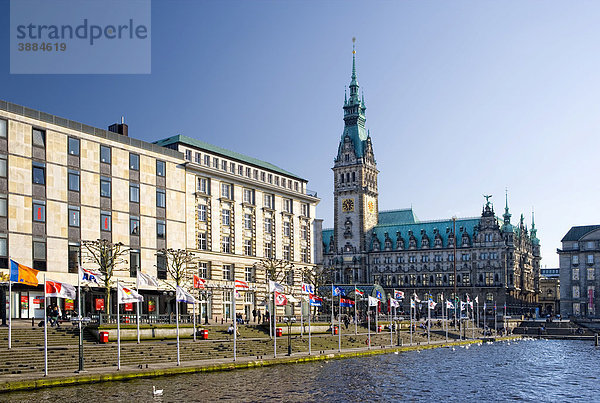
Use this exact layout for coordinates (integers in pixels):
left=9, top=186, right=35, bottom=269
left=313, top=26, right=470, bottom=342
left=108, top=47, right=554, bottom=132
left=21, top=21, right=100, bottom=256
left=153, top=386, right=163, bottom=396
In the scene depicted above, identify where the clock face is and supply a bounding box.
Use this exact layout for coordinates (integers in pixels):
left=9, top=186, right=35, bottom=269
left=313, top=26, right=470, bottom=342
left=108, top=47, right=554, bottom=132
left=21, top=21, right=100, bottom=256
left=342, top=198, right=354, bottom=212
left=368, top=201, right=375, bottom=213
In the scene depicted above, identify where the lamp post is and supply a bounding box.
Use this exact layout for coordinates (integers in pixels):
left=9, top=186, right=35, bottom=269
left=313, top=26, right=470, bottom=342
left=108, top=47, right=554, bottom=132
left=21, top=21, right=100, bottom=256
left=282, top=315, right=296, bottom=356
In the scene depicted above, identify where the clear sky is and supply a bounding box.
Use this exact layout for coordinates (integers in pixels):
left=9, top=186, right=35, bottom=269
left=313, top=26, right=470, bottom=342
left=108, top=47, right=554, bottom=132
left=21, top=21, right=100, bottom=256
left=1, top=0, right=599, bottom=267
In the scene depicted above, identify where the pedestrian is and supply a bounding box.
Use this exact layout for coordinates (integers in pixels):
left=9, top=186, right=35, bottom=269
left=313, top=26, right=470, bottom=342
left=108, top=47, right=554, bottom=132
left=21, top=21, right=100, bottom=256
left=52, top=305, right=60, bottom=328
left=252, top=308, right=257, bottom=323
left=257, top=309, right=261, bottom=324
left=46, top=304, right=54, bottom=327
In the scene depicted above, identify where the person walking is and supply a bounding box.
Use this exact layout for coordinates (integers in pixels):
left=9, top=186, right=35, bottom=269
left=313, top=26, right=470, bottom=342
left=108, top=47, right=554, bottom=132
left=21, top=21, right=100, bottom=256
left=252, top=309, right=257, bottom=323
left=46, top=304, right=54, bottom=327
left=52, top=305, right=61, bottom=328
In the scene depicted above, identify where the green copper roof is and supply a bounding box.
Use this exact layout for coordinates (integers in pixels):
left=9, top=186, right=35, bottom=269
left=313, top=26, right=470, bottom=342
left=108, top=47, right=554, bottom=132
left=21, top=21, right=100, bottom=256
left=370, top=217, right=480, bottom=251
left=322, top=228, right=334, bottom=251
left=154, top=134, right=305, bottom=181
left=561, top=225, right=600, bottom=242
left=378, top=209, right=419, bottom=225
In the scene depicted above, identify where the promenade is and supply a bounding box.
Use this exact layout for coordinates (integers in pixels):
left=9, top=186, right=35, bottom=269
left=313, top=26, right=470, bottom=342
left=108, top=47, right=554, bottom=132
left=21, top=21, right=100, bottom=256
left=0, top=319, right=517, bottom=393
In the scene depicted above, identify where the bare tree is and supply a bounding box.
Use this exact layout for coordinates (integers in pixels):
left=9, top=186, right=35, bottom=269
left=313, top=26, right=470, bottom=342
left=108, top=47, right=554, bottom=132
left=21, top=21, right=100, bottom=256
left=157, top=248, right=197, bottom=288
left=253, top=257, right=295, bottom=293
left=81, top=239, right=130, bottom=315
left=300, top=265, right=334, bottom=316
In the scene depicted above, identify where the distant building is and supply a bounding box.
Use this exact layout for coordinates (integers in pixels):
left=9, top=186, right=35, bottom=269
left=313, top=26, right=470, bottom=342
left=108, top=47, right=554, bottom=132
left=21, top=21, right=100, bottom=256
left=539, top=268, right=560, bottom=315
left=319, top=47, right=542, bottom=313
left=559, top=226, right=600, bottom=317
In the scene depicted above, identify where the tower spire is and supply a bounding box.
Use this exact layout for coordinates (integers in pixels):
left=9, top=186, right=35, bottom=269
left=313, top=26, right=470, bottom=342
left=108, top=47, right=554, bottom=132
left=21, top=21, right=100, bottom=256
left=502, top=188, right=513, bottom=232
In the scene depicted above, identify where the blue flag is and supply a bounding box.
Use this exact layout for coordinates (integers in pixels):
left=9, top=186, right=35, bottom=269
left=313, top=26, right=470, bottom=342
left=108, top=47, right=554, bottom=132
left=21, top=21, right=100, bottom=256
left=376, top=290, right=382, bottom=300
left=332, top=286, right=345, bottom=296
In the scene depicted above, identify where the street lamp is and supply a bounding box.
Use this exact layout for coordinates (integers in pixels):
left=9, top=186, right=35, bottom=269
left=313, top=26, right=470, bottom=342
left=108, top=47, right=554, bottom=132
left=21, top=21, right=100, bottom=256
left=282, top=315, right=296, bottom=355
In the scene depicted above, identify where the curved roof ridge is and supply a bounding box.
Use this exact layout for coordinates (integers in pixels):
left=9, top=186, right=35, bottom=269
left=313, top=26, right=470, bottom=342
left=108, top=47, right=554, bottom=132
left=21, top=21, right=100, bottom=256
left=561, top=225, right=600, bottom=242
left=374, top=216, right=479, bottom=228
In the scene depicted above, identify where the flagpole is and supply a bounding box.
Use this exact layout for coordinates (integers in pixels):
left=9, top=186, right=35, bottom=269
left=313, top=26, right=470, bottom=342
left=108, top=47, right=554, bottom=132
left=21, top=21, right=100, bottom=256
left=308, top=300, right=311, bottom=355
left=233, top=284, right=237, bottom=362
left=484, top=303, right=487, bottom=334
left=427, top=299, right=431, bottom=344
left=136, top=270, right=140, bottom=344
left=409, top=299, right=412, bottom=346
left=477, top=299, right=480, bottom=330
left=354, top=288, right=357, bottom=335
left=176, top=294, right=180, bottom=366
left=300, top=296, right=304, bottom=338
left=494, top=303, right=497, bottom=335
left=8, top=279, right=11, bottom=350
left=331, top=285, right=334, bottom=336
left=338, top=291, right=342, bottom=352
left=367, top=307, right=371, bottom=350
left=472, top=303, right=475, bottom=340
left=117, top=280, right=121, bottom=371
left=376, top=300, right=378, bottom=337
left=77, top=263, right=84, bottom=372
left=43, top=273, right=48, bottom=377
left=273, top=289, right=276, bottom=358
left=389, top=296, right=393, bottom=347
left=193, top=297, right=197, bottom=342
left=269, top=281, right=272, bottom=339
left=445, top=301, right=448, bottom=342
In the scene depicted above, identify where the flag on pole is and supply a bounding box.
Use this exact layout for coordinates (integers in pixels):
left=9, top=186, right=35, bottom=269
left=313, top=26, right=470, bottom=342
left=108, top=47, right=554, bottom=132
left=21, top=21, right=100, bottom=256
left=410, top=299, right=416, bottom=308
left=176, top=286, right=197, bottom=304
left=269, top=280, right=284, bottom=293
left=484, top=302, right=487, bottom=310
left=9, top=260, right=39, bottom=286
left=137, top=272, right=159, bottom=287
left=368, top=296, right=379, bottom=307
left=428, top=300, right=437, bottom=310
left=80, top=268, right=103, bottom=284
left=118, top=283, right=143, bottom=304
left=469, top=301, right=474, bottom=309
left=302, top=283, right=314, bottom=294
left=235, top=279, right=249, bottom=289
left=460, top=301, right=466, bottom=311
left=446, top=300, right=454, bottom=309
left=340, top=297, right=355, bottom=307
left=274, top=291, right=288, bottom=306
left=309, top=294, right=323, bottom=307
left=494, top=302, right=497, bottom=311
left=332, top=286, right=345, bottom=296
left=394, top=290, right=404, bottom=299
left=45, top=280, right=76, bottom=299
left=355, top=287, right=364, bottom=297
left=466, top=294, right=471, bottom=303
left=475, top=296, right=479, bottom=304
left=375, top=290, right=382, bottom=300
left=390, top=298, right=400, bottom=308
left=413, top=293, right=421, bottom=303
left=193, top=274, right=206, bottom=289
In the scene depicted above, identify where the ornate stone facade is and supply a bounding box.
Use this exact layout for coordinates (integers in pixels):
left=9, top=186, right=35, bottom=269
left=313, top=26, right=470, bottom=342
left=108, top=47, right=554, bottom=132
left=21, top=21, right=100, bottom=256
left=320, top=48, right=541, bottom=313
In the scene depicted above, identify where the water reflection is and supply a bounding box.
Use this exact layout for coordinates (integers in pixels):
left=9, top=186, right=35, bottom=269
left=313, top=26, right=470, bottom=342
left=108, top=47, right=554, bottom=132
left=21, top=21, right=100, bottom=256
left=4, top=340, right=600, bottom=402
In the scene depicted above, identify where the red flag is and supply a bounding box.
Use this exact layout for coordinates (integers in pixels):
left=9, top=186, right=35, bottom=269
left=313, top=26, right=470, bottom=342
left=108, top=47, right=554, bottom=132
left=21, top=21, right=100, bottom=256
left=235, top=279, right=249, bottom=289
left=193, top=274, right=206, bottom=289
left=274, top=291, right=287, bottom=306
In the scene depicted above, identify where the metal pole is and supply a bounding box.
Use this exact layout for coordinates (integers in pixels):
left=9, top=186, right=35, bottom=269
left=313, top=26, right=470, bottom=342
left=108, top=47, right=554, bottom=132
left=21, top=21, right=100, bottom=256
left=117, top=280, right=121, bottom=370
left=176, top=297, right=180, bottom=366
left=453, top=217, right=457, bottom=331
left=354, top=288, right=358, bottom=335
left=233, top=286, right=237, bottom=361
left=445, top=300, right=448, bottom=342
left=77, top=263, right=84, bottom=372
left=494, top=303, right=497, bottom=335
left=308, top=302, right=311, bottom=355
left=427, top=300, right=431, bottom=344
left=472, top=303, right=475, bottom=339
left=410, top=299, right=413, bottom=345
left=193, top=298, right=197, bottom=342
left=338, top=292, right=341, bottom=352
left=43, top=273, right=47, bottom=377
left=389, top=297, right=393, bottom=347
left=273, top=290, right=276, bottom=358
left=136, top=270, right=140, bottom=344
left=367, top=307, right=371, bottom=349
left=8, top=280, right=11, bottom=350
left=331, top=285, right=334, bottom=336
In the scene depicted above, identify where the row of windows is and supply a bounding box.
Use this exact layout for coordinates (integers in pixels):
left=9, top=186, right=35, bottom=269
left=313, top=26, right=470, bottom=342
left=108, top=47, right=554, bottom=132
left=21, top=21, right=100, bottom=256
left=373, top=252, right=500, bottom=264
left=571, top=268, right=596, bottom=281
left=374, top=272, right=500, bottom=287
left=186, top=149, right=301, bottom=192
left=571, top=255, right=595, bottom=265
left=196, top=177, right=310, bottom=216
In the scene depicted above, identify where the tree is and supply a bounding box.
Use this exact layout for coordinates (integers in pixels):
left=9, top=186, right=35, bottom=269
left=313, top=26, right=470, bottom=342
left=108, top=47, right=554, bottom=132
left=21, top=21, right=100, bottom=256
left=157, top=248, right=197, bottom=288
left=300, top=265, right=334, bottom=316
left=81, top=239, right=130, bottom=315
left=253, top=257, right=295, bottom=292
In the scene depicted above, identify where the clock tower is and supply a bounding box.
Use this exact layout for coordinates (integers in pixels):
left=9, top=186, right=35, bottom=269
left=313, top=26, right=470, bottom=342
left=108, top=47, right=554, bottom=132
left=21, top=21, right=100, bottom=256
left=331, top=41, right=379, bottom=283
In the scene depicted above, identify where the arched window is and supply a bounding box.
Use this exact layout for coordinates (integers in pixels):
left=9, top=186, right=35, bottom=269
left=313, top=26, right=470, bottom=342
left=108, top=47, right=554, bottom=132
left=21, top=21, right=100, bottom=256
left=404, top=275, right=409, bottom=284
left=340, top=173, right=344, bottom=183
left=443, top=275, right=447, bottom=283
left=479, top=274, right=484, bottom=283
left=457, top=275, right=461, bottom=283
left=352, top=172, right=356, bottom=182
left=429, top=275, right=434, bottom=284
left=416, top=275, right=421, bottom=284
left=494, top=273, right=499, bottom=282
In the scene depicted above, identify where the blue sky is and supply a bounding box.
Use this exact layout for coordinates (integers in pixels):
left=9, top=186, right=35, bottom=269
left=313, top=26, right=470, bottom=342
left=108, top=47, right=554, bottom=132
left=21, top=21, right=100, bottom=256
left=2, top=0, right=600, bottom=267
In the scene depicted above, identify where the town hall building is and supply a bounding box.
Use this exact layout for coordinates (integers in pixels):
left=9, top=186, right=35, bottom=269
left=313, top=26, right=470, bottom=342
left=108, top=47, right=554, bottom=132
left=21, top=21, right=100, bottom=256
left=319, top=47, right=542, bottom=314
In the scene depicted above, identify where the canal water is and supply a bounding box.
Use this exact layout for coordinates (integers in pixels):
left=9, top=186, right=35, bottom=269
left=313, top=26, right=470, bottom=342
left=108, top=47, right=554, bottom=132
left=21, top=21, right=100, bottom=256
left=3, top=339, right=598, bottom=402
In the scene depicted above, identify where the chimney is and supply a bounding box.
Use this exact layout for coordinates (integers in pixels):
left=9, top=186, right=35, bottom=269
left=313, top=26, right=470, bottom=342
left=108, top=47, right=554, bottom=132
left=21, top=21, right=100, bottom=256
left=108, top=116, right=128, bottom=136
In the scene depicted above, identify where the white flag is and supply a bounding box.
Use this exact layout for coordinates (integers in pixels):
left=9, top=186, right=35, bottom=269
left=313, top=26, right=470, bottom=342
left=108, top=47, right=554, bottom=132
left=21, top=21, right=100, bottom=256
left=428, top=300, right=437, bottom=310
left=390, top=298, right=400, bottom=308
left=368, top=295, right=379, bottom=307
left=137, top=272, right=159, bottom=287
left=118, top=283, right=143, bottom=304
left=269, top=280, right=284, bottom=293
left=80, top=267, right=103, bottom=284
left=446, top=300, right=454, bottom=309
left=460, top=301, right=466, bottom=311
left=45, top=280, right=77, bottom=299
left=176, top=286, right=197, bottom=304
left=475, top=296, right=479, bottom=304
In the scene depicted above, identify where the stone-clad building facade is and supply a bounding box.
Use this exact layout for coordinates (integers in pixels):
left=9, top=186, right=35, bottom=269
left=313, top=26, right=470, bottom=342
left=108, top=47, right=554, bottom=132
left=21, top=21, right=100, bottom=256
left=320, top=49, right=541, bottom=313
left=558, top=225, right=600, bottom=318
left=0, top=100, right=319, bottom=321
